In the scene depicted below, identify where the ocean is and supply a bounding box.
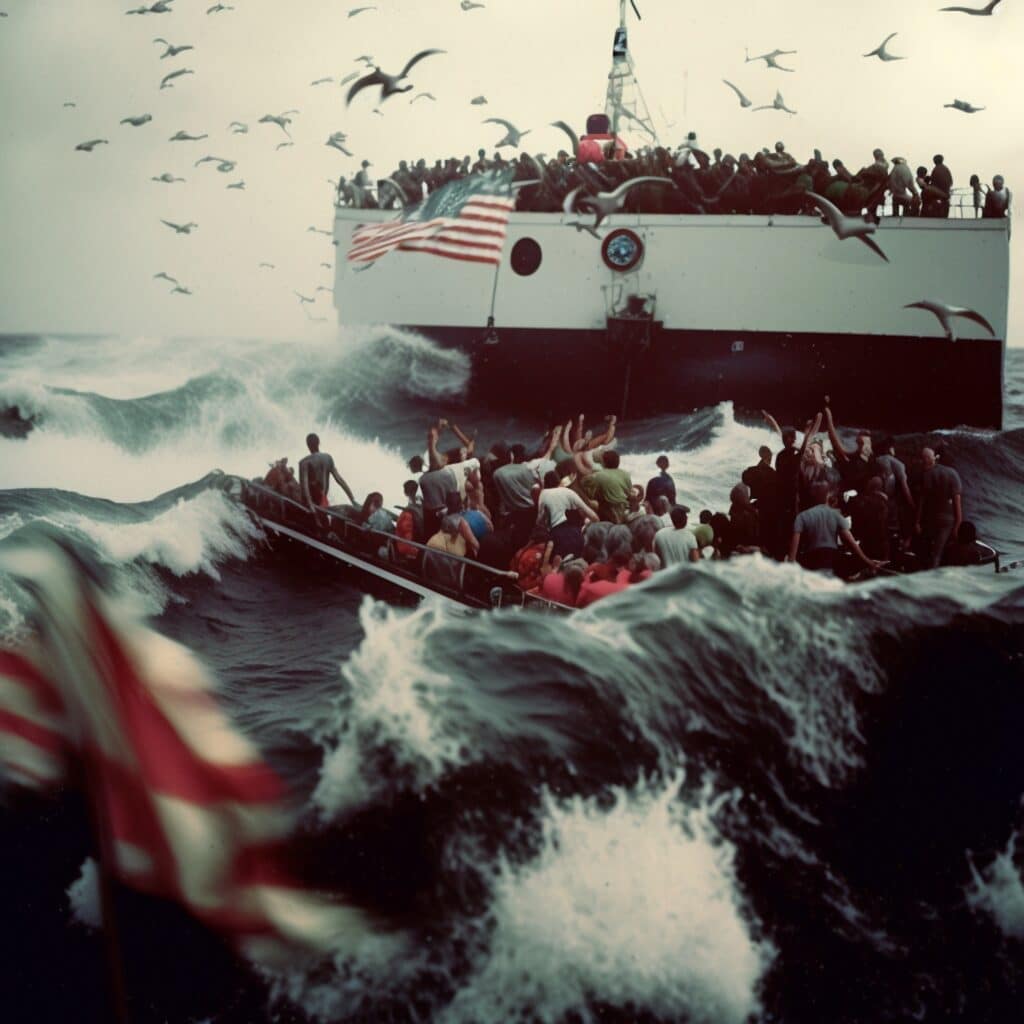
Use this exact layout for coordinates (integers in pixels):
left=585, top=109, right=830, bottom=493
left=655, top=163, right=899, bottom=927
left=1, top=331, right=1023, bottom=1024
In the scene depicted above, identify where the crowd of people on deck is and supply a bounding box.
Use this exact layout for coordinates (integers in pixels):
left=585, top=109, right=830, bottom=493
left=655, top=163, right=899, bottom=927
left=259, top=405, right=982, bottom=610
left=336, top=128, right=1012, bottom=220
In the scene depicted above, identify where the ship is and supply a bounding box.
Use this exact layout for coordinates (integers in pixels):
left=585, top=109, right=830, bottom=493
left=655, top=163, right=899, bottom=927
left=331, top=1, right=1010, bottom=431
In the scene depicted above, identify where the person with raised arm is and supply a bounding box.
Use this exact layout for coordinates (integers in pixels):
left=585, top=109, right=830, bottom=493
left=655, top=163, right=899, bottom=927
left=299, top=433, right=357, bottom=514
left=822, top=400, right=876, bottom=492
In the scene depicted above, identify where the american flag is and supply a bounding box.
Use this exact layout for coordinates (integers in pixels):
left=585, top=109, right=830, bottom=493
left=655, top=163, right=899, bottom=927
left=347, top=168, right=515, bottom=267
left=0, top=537, right=377, bottom=965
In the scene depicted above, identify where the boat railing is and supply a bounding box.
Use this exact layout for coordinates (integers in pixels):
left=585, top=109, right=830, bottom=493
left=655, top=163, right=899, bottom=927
left=234, top=478, right=565, bottom=610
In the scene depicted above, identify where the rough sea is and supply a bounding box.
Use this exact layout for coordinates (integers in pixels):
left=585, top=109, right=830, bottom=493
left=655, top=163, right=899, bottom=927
left=1, top=331, right=1023, bottom=1024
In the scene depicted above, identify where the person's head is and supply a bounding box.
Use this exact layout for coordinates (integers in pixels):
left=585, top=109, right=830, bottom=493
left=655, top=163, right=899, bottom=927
left=921, top=446, right=937, bottom=470
left=993, top=174, right=1005, bottom=190
left=561, top=561, right=586, bottom=602
left=872, top=147, right=884, bottom=161
left=477, top=148, right=485, bottom=159
left=408, top=454, right=425, bottom=474
left=758, top=444, right=772, bottom=464
left=957, top=521, right=977, bottom=544
left=709, top=512, right=731, bottom=548
left=855, top=430, right=872, bottom=456
left=445, top=491, right=463, bottom=515
left=305, top=432, right=320, bottom=452
left=781, top=427, right=797, bottom=448
left=699, top=509, right=713, bottom=525
left=656, top=454, right=670, bottom=472
left=730, top=483, right=750, bottom=507
left=810, top=481, right=830, bottom=506
left=581, top=521, right=611, bottom=563
left=630, top=515, right=660, bottom=553
left=628, top=485, right=644, bottom=512
left=510, top=443, right=527, bottom=464
left=606, top=525, right=634, bottom=566
left=445, top=445, right=467, bottom=465
left=360, top=492, right=383, bottom=522
left=933, top=154, right=944, bottom=166
left=670, top=506, right=689, bottom=529
left=403, top=479, right=419, bottom=501
left=543, top=470, right=561, bottom=490
left=602, top=449, right=620, bottom=469
left=654, top=495, right=671, bottom=516
left=439, top=514, right=462, bottom=538
left=969, top=173, right=980, bottom=188
left=916, top=165, right=928, bottom=178
left=774, top=140, right=786, bottom=154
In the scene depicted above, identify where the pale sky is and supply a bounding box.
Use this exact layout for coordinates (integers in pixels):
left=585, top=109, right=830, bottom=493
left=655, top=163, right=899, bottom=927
left=0, top=0, right=1020, bottom=341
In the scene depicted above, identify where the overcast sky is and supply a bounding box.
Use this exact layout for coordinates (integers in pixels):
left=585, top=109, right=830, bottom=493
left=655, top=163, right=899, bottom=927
left=0, top=0, right=1020, bottom=341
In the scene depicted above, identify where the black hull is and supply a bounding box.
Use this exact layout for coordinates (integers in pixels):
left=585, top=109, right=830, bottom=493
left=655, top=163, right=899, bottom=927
left=407, top=325, right=1004, bottom=431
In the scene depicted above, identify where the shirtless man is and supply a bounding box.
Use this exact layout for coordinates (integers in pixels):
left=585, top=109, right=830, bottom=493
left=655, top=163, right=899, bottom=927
left=299, top=432, right=356, bottom=514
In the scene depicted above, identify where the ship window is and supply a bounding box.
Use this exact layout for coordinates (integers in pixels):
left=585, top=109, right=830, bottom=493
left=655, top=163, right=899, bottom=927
left=511, top=237, right=542, bottom=276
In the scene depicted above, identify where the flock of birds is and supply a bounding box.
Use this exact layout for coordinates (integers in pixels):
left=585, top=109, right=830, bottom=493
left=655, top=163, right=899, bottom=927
left=4, top=0, right=1007, bottom=334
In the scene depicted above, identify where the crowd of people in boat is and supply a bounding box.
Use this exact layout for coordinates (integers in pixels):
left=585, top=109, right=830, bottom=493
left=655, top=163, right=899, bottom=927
left=336, top=129, right=1012, bottom=220
left=258, top=407, right=981, bottom=608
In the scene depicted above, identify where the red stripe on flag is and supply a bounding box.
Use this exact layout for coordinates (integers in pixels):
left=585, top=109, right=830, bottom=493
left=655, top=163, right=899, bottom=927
left=0, top=650, right=65, bottom=712
left=0, top=708, right=65, bottom=754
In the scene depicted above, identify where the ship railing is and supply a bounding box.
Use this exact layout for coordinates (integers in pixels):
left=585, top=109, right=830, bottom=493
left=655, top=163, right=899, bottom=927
left=235, top=478, right=557, bottom=610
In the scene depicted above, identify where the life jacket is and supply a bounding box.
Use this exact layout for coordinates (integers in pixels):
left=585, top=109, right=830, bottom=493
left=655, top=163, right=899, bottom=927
left=578, top=133, right=627, bottom=163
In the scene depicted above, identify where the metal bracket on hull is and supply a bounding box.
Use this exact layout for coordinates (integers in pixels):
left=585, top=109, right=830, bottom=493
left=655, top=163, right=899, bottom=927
left=607, top=293, right=660, bottom=419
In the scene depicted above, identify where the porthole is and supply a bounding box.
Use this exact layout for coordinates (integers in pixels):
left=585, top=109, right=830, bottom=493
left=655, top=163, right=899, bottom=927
left=602, top=229, right=644, bottom=272
left=510, top=237, right=542, bottom=276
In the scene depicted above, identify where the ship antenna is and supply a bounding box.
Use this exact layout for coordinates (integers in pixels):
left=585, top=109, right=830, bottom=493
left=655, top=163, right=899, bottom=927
left=605, top=0, right=659, bottom=147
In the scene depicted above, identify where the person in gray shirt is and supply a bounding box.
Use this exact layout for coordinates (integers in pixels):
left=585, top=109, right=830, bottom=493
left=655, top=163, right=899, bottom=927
left=299, top=433, right=356, bottom=514
left=788, top=482, right=884, bottom=575
left=915, top=447, right=962, bottom=569
left=875, top=436, right=914, bottom=539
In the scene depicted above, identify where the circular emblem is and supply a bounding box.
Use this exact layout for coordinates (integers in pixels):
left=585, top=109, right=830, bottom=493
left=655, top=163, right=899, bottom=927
left=601, top=229, right=643, bottom=272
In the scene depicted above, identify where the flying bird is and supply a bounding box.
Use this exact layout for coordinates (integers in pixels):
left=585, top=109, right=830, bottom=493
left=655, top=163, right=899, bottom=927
left=484, top=117, right=530, bottom=148
left=311, top=77, right=334, bottom=86
left=939, top=0, right=1002, bottom=14
left=120, top=114, right=152, bottom=126
left=320, top=262, right=332, bottom=269
left=153, top=38, right=193, bottom=58
left=195, top=155, right=236, bottom=172
left=206, top=3, right=233, bottom=12
left=307, top=226, right=332, bottom=236
left=160, top=68, right=194, bottom=90
left=339, top=71, right=360, bottom=86
left=326, top=132, right=353, bottom=155
left=127, top=1, right=175, bottom=13
left=348, top=5, right=376, bottom=15
left=153, top=272, right=178, bottom=284
left=170, top=285, right=193, bottom=295
left=805, top=191, right=888, bottom=262
left=63, top=102, right=77, bottom=108
left=161, top=220, right=198, bottom=234
left=294, top=292, right=315, bottom=304
left=355, top=55, right=374, bottom=65
left=151, top=172, right=185, bottom=183
left=226, top=180, right=245, bottom=189
left=411, top=92, right=436, bottom=103
left=229, top=121, right=248, bottom=134
left=258, top=262, right=275, bottom=269
left=346, top=49, right=445, bottom=105
left=315, top=286, right=332, bottom=294
left=722, top=80, right=753, bottom=107
left=372, top=108, right=384, bottom=116
left=75, top=139, right=108, bottom=152
left=259, top=110, right=299, bottom=136
left=169, top=130, right=208, bottom=141
left=944, top=98, right=985, bottom=113
left=903, top=300, right=996, bottom=340
left=276, top=141, right=294, bottom=150
left=551, top=119, right=580, bottom=156
left=863, top=33, right=906, bottom=61
left=461, top=1, right=486, bottom=8
left=568, top=177, right=678, bottom=230
left=470, top=95, right=488, bottom=105
left=745, top=47, right=796, bottom=72
left=753, top=90, right=797, bottom=114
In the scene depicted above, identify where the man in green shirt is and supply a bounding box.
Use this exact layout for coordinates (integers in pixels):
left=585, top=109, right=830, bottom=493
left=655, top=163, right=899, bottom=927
left=587, top=450, right=633, bottom=523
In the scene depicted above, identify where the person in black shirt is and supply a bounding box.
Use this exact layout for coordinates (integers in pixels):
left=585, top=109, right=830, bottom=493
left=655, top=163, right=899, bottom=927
left=743, top=445, right=779, bottom=556
left=645, top=455, right=676, bottom=508
left=930, top=154, right=953, bottom=219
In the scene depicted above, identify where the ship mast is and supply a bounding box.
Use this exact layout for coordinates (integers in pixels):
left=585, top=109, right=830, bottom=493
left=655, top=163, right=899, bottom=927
left=604, top=0, right=659, bottom=147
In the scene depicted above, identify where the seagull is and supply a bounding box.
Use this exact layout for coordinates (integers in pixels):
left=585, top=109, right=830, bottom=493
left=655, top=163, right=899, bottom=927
left=355, top=54, right=374, bottom=65
left=484, top=117, right=530, bottom=148
left=75, top=139, right=108, bottom=152
left=259, top=262, right=275, bottom=269
left=339, top=71, right=360, bottom=86
left=153, top=38, right=193, bottom=58
left=153, top=272, right=178, bottom=284
left=307, top=226, right=332, bottom=236
left=722, top=80, right=753, bottom=107
left=326, top=132, right=353, bottom=155
left=346, top=49, right=445, bottom=105
left=161, top=220, right=198, bottom=234
left=320, top=262, right=332, bottom=269
left=470, top=95, right=488, bottom=105
left=226, top=180, right=245, bottom=189
left=863, top=33, right=906, bottom=61
left=753, top=90, right=797, bottom=114
left=411, top=91, right=436, bottom=103
left=315, top=285, right=332, bottom=294
left=63, top=102, right=77, bottom=108
left=570, top=177, right=677, bottom=230
left=170, top=285, right=193, bottom=295
left=169, top=130, right=207, bottom=141
left=551, top=119, right=580, bottom=157
left=904, top=300, right=996, bottom=340
left=276, top=141, right=294, bottom=150
left=120, top=114, right=152, bottom=126
left=311, top=77, right=334, bottom=86
left=127, top=1, right=175, bottom=13
left=259, top=110, right=299, bottom=136
left=151, top=172, right=185, bottom=183
left=745, top=47, right=796, bottom=72
left=805, top=191, right=889, bottom=262
left=295, top=291, right=315, bottom=304
left=940, top=0, right=1002, bottom=14
left=195, top=155, right=236, bottom=172
left=944, top=98, right=985, bottom=113
left=206, top=3, right=233, bottom=13
left=229, top=121, right=248, bottom=134
left=160, top=68, right=194, bottom=90
left=348, top=5, right=376, bottom=15
left=372, top=108, right=384, bottom=116
left=461, top=0, right=486, bottom=8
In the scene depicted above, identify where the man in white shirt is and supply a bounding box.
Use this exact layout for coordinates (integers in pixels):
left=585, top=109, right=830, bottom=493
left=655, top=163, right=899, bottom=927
left=654, top=506, right=701, bottom=567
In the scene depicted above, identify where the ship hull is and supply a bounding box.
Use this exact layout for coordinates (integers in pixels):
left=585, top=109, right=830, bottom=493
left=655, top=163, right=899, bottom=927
left=333, top=210, right=1010, bottom=429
